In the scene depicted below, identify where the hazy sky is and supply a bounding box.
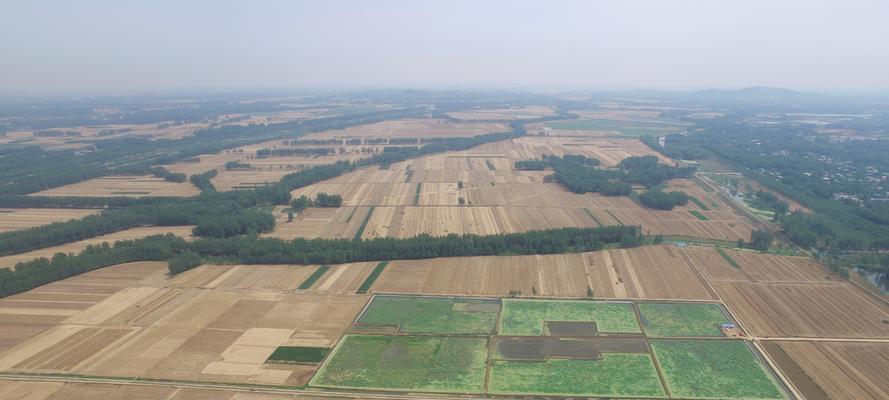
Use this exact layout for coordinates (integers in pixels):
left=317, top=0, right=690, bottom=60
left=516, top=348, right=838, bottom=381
left=2, top=0, right=888, bottom=94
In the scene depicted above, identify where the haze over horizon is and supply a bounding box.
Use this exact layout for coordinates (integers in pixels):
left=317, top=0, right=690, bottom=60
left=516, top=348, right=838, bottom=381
left=2, top=0, right=888, bottom=95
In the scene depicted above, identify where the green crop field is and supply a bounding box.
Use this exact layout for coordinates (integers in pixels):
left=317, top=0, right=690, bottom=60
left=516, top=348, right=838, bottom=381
left=545, top=119, right=686, bottom=136
left=357, top=295, right=500, bottom=335
left=498, top=299, right=640, bottom=335
left=488, top=354, right=665, bottom=397
left=311, top=335, right=488, bottom=393
left=639, top=302, right=729, bottom=337
left=266, top=346, right=328, bottom=363
left=650, top=339, right=784, bottom=399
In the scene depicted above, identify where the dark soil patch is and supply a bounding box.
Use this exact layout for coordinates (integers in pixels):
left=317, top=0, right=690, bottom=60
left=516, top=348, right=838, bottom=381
left=762, top=342, right=828, bottom=400
left=545, top=321, right=598, bottom=337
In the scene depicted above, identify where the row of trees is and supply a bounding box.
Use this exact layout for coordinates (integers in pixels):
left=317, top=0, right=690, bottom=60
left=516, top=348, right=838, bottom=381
left=148, top=166, right=187, bottom=183
left=0, top=225, right=642, bottom=298
left=291, top=193, right=343, bottom=210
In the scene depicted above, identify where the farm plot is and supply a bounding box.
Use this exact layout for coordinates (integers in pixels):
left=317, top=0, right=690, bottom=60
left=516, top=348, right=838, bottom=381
left=310, top=334, right=488, bottom=393
left=356, top=295, right=499, bottom=335
left=0, top=208, right=99, bottom=233
left=638, top=302, right=730, bottom=337
left=0, top=259, right=370, bottom=385
left=446, top=106, right=555, bottom=120
left=488, top=354, right=665, bottom=398
left=498, top=299, right=640, bottom=336
left=0, top=226, right=195, bottom=269
left=651, top=339, right=785, bottom=400
left=714, top=281, right=889, bottom=338
left=32, top=175, right=200, bottom=197
left=264, top=206, right=373, bottom=240
left=686, top=246, right=834, bottom=283
left=763, top=341, right=889, bottom=400
left=303, top=118, right=509, bottom=140
left=372, top=246, right=716, bottom=300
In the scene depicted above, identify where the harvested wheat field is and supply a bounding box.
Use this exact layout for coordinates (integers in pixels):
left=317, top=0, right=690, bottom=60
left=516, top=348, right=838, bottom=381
left=303, top=118, right=508, bottom=140
left=446, top=106, right=555, bottom=120
left=685, top=247, right=834, bottom=283
left=0, top=208, right=99, bottom=233
left=715, top=281, right=889, bottom=338
left=0, top=262, right=370, bottom=385
left=0, top=226, right=194, bottom=269
left=32, top=175, right=200, bottom=197
left=764, top=341, right=889, bottom=400
left=265, top=206, right=374, bottom=240
left=465, top=136, right=674, bottom=167
left=372, top=245, right=716, bottom=300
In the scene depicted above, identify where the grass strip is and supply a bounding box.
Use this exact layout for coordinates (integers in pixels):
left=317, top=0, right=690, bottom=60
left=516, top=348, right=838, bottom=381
left=414, top=183, right=421, bottom=205
left=583, top=208, right=604, bottom=226
left=344, top=207, right=357, bottom=223
left=267, top=346, right=329, bottom=364
left=604, top=209, right=624, bottom=225
left=485, top=160, right=496, bottom=170
left=352, top=206, right=375, bottom=240
left=716, top=248, right=741, bottom=269
left=688, top=196, right=710, bottom=210
left=357, top=261, right=389, bottom=293
left=689, top=210, right=709, bottom=220
left=297, top=265, right=330, bottom=290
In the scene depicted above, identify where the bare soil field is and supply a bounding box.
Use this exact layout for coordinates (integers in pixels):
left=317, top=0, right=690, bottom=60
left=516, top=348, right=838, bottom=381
left=0, top=208, right=99, bottom=233
left=265, top=206, right=372, bottom=240
left=302, top=118, right=509, bottom=140
left=764, top=341, right=889, bottom=400
left=32, top=175, right=200, bottom=197
left=714, top=281, right=889, bottom=338
left=446, top=106, right=556, bottom=120
left=0, top=226, right=194, bottom=269
left=0, top=262, right=370, bottom=385
left=372, top=245, right=716, bottom=300
left=685, top=247, right=834, bottom=283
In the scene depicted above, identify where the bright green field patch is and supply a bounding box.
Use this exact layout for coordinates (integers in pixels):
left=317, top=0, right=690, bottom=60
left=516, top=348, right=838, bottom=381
left=499, top=299, right=640, bottom=336
left=651, top=339, right=784, bottom=399
left=489, top=354, right=665, bottom=397
left=357, top=295, right=499, bottom=335
left=311, top=335, right=488, bottom=393
left=639, top=303, right=729, bottom=337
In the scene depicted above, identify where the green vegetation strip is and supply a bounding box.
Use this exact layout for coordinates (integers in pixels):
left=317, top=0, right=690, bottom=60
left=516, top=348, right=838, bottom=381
left=353, top=206, right=375, bottom=240
left=297, top=265, right=330, bottom=290
left=499, top=299, right=640, bottom=335
left=688, top=196, right=710, bottom=210
left=488, top=355, right=665, bottom=398
left=583, top=208, right=604, bottom=226
left=716, top=248, right=742, bottom=269
left=356, top=261, right=388, bottom=294
left=639, top=302, right=729, bottom=337
left=266, top=346, right=329, bottom=364
left=311, top=335, right=488, bottom=393
left=357, top=295, right=499, bottom=335
left=414, top=183, right=422, bottom=205
left=651, top=339, right=784, bottom=399
left=689, top=210, right=710, bottom=220
left=485, top=160, right=496, bottom=170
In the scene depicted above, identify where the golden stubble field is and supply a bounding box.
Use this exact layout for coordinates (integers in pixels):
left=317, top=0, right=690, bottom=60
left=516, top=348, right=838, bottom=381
left=0, top=208, right=99, bottom=233
left=32, top=175, right=200, bottom=198
left=302, top=118, right=509, bottom=140
left=446, top=106, right=556, bottom=120
left=277, top=136, right=752, bottom=242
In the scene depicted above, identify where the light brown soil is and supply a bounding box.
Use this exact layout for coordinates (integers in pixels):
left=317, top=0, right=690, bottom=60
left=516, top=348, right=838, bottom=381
left=765, top=341, right=889, bottom=400
left=32, top=175, right=200, bottom=197
left=0, top=208, right=99, bottom=233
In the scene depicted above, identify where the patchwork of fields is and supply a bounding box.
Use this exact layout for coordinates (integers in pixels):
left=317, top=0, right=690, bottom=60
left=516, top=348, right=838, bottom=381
left=311, top=294, right=785, bottom=399
left=0, top=208, right=99, bottom=233
left=32, top=175, right=201, bottom=197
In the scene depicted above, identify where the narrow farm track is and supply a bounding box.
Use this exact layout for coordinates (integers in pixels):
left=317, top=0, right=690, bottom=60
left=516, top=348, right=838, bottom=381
left=0, top=373, right=489, bottom=400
